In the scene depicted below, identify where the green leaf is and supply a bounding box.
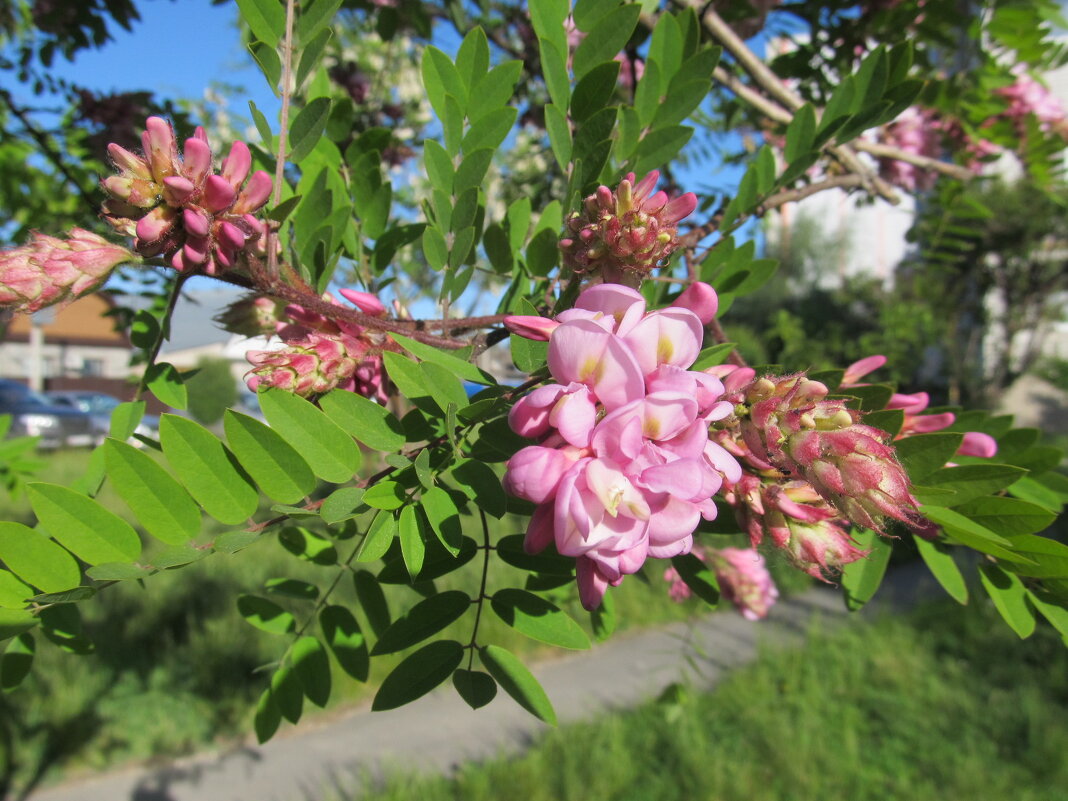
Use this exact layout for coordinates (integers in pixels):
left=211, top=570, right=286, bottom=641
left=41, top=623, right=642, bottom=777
left=279, top=526, right=337, bottom=565
left=109, top=401, right=146, bottom=441
left=590, top=584, right=616, bottom=642
left=496, top=535, right=575, bottom=576
left=296, top=0, right=341, bottom=43
left=1027, top=588, right=1068, bottom=640
left=254, top=688, right=281, bottom=744
left=480, top=644, right=556, bottom=724
left=651, top=78, right=709, bottom=129
left=453, top=669, right=497, bottom=709
left=545, top=103, right=573, bottom=170
left=379, top=535, right=477, bottom=585
left=0, top=521, right=81, bottom=593
left=633, top=59, right=662, bottom=130
left=538, top=37, right=569, bottom=110
left=0, top=569, right=33, bottom=609
left=691, top=343, right=737, bottom=371
left=914, top=535, right=968, bottom=605
left=292, top=636, right=331, bottom=707
left=383, top=351, right=440, bottom=414
left=421, top=487, right=462, bottom=556
left=422, top=47, right=467, bottom=118
left=571, top=60, right=620, bottom=123
left=468, top=60, right=523, bottom=124
left=785, top=104, right=818, bottom=163
left=265, top=578, right=319, bottom=600
left=953, top=496, right=1055, bottom=537
left=295, top=29, right=332, bottom=91
left=1001, top=534, right=1068, bottom=579
left=449, top=459, right=507, bottom=518
left=258, top=389, right=361, bottom=483
left=159, top=415, right=258, bottom=525
left=319, top=605, right=369, bottom=682
left=572, top=4, right=641, bottom=80
left=491, top=588, right=590, bottom=650
left=289, top=97, right=333, bottom=163
left=319, top=390, right=405, bottom=452
left=353, top=569, right=391, bottom=638
left=249, top=41, right=282, bottom=90
left=462, top=108, right=516, bottom=154
left=0, top=609, right=36, bottom=643
left=236, top=0, right=285, bottom=47
left=144, top=362, right=187, bottom=410
left=319, top=487, right=365, bottom=525
left=632, top=125, right=694, bottom=175
left=371, top=590, right=470, bottom=655
left=85, top=562, right=152, bottom=581
left=357, top=511, right=396, bottom=563
left=841, top=528, right=892, bottom=611
left=364, top=481, right=406, bottom=511
left=389, top=332, right=495, bottom=385
left=978, top=563, right=1036, bottom=639
left=249, top=100, right=274, bottom=146
left=894, top=433, right=964, bottom=482
left=372, top=640, right=464, bottom=711
left=0, top=632, right=34, bottom=690
left=237, top=595, right=296, bottom=635
left=223, top=411, right=316, bottom=505
left=270, top=662, right=303, bottom=723
left=27, top=483, right=140, bottom=565
left=104, top=439, right=200, bottom=544
left=923, top=464, right=1028, bottom=507
left=398, top=504, right=425, bottom=579
left=669, top=553, right=720, bottom=607
left=423, top=139, right=454, bottom=195
left=921, top=505, right=1028, bottom=562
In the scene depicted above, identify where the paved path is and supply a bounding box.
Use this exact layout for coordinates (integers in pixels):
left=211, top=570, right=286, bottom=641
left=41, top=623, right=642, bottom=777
left=26, top=566, right=939, bottom=801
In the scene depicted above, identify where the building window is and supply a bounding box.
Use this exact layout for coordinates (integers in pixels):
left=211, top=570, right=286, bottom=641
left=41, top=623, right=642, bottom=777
left=82, top=358, right=105, bottom=377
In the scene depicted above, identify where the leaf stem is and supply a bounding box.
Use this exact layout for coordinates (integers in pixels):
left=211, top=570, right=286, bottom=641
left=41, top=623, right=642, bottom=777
left=466, top=508, right=492, bottom=669
left=134, top=272, right=189, bottom=402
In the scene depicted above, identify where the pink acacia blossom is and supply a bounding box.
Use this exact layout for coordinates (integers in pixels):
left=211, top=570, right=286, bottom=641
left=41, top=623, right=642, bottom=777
left=559, top=172, right=697, bottom=283
left=998, top=66, right=1067, bottom=135
left=877, top=107, right=942, bottom=191
left=101, top=116, right=272, bottom=276
left=245, top=290, right=388, bottom=401
left=504, top=282, right=740, bottom=609
left=0, top=229, right=134, bottom=313
left=710, top=547, right=779, bottom=620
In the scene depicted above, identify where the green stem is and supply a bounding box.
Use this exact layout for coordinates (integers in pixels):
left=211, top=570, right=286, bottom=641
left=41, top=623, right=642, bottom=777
left=466, top=508, right=492, bottom=669
left=134, top=272, right=189, bottom=402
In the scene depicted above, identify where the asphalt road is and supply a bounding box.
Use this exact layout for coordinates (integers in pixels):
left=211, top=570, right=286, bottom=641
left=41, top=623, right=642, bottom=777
left=26, top=565, right=939, bottom=801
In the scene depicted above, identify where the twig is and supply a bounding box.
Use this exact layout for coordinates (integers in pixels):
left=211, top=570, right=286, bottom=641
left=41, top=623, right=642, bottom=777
left=266, top=0, right=297, bottom=282
left=134, top=272, right=189, bottom=401
left=852, top=140, right=975, bottom=180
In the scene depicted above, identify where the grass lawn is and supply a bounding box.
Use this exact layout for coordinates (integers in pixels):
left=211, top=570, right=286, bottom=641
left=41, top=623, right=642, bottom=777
left=341, top=600, right=1068, bottom=801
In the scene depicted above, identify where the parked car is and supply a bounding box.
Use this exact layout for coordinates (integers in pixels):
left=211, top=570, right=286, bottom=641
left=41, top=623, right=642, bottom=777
left=45, top=391, right=160, bottom=446
left=0, top=379, right=95, bottom=449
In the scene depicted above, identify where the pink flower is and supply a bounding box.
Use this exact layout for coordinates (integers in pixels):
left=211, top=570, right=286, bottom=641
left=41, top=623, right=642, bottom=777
left=214, top=294, right=286, bottom=337
left=0, top=229, right=134, bottom=313
left=101, top=116, right=273, bottom=276
left=505, top=283, right=740, bottom=609
left=710, top=547, right=779, bottom=620
left=998, top=67, right=1067, bottom=135
left=877, top=107, right=942, bottom=191
left=559, top=171, right=697, bottom=282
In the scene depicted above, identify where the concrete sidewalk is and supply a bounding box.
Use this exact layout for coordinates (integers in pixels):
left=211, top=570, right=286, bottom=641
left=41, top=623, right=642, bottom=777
left=26, top=565, right=939, bottom=801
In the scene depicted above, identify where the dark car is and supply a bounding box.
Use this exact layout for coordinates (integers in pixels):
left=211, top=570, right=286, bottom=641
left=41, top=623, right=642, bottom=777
left=0, top=379, right=95, bottom=449
left=45, top=391, right=160, bottom=446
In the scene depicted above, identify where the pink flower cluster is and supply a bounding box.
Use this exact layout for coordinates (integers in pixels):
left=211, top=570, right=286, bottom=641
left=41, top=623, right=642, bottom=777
left=876, top=107, right=943, bottom=191
left=0, top=229, right=134, bottom=313
left=503, top=282, right=741, bottom=609
left=244, top=289, right=389, bottom=401
left=663, top=547, right=779, bottom=621
left=997, top=66, right=1067, bottom=136
left=101, top=117, right=272, bottom=275
left=560, top=171, right=697, bottom=284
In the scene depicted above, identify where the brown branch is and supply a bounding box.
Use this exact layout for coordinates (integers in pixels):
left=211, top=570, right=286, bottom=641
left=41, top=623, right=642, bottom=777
left=852, top=140, right=975, bottom=181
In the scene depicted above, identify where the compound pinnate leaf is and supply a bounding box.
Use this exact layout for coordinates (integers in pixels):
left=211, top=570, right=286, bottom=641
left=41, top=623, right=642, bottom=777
left=372, top=640, right=464, bottom=711
left=104, top=439, right=200, bottom=545
left=27, top=483, right=141, bottom=565
left=371, top=591, right=470, bottom=655
left=0, top=521, right=81, bottom=593
left=480, top=644, right=556, bottom=725
left=159, top=415, right=258, bottom=525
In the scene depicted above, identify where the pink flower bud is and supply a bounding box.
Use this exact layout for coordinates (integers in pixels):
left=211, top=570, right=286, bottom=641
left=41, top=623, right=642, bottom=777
left=233, top=171, right=273, bottom=214
left=338, top=287, right=387, bottom=316
left=221, top=140, right=252, bottom=188
left=0, top=229, right=135, bottom=313
left=202, top=174, right=237, bottom=213
left=181, top=137, right=213, bottom=185
left=142, top=116, right=180, bottom=182
left=504, top=314, right=559, bottom=341
left=162, top=175, right=197, bottom=206
left=710, top=547, right=779, bottom=620
left=671, top=281, right=718, bottom=324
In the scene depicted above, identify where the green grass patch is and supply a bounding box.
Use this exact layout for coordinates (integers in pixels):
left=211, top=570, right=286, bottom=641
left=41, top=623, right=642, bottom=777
left=339, top=600, right=1068, bottom=801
